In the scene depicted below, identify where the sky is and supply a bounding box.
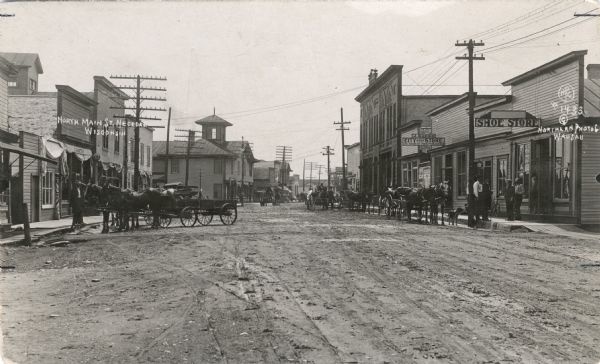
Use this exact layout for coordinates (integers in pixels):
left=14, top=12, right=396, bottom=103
left=1, top=0, right=599, bottom=176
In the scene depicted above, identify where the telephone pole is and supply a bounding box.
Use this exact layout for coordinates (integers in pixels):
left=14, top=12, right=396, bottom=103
left=276, top=146, right=292, bottom=187
left=456, top=39, right=485, bottom=225
left=334, top=108, right=350, bottom=190
left=174, top=128, right=201, bottom=187
left=317, top=164, right=325, bottom=185
left=305, top=161, right=315, bottom=189
left=111, top=75, right=167, bottom=190
left=164, top=107, right=171, bottom=185
left=322, top=145, right=334, bottom=188
left=302, top=159, right=306, bottom=192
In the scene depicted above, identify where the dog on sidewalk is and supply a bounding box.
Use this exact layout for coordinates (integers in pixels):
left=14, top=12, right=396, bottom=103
left=447, top=207, right=464, bottom=226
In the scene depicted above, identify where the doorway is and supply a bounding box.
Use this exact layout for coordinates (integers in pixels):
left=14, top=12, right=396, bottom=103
left=31, top=175, right=40, bottom=222
left=531, top=138, right=552, bottom=215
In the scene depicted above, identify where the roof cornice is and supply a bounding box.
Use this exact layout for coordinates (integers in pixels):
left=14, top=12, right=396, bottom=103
left=501, top=50, right=587, bottom=86
left=355, top=65, right=403, bottom=102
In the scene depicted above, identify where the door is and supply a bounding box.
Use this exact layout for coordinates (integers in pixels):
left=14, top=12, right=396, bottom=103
left=10, top=176, right=22, bottom=224
left=31, top=175, right=40, bottom=222
left=531, top=139, right=551, bottom=215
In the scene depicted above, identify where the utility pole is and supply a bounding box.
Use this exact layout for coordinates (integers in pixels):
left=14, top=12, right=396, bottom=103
left=456, top=39, right=485, bottom=225
left=305, top=161, right=314, bottom=189
left=322, top=146, right=334, bottom=188
left=164, top=107, right=171, bottom=185
left=276, top=146, right=292, bottom=187
left=240, top=136, right=245, bottom=206
left=111, top=75, right=167, bottom=191
left=302, top=159, right=306, bottom=192
left=317, top=164, right=324, bottom=185
left=174, top=128, right=201, bottom=187
left=334, top=108, right=350, bottom=190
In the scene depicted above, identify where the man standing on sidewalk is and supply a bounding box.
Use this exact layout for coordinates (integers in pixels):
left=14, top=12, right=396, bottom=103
left=514, top=177, right=524, bottom=220
left=505, top=179, right=515, bottom=221
left=70, top=175, right=84, bottom=231
left=469, top=176, right=482, bottom=227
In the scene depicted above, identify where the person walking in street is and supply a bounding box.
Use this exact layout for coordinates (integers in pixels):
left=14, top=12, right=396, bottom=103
left=505, top=179, right=515, bottom=221
left=514, top=177, right=524, bottom=220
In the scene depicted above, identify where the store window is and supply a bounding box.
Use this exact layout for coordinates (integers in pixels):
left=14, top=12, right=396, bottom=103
left=457, top=151, right=467, bottom=196
left=496, top=156, right=508, bottom=197
left=42, top=171, right=54, bottom=208
left=402, top=162, right=409, bottom=187
left=477, top=159, right=492, bottom=187
left=444, top=154, right=454, bottom=189
left=554, top=138, right=571, bottom=200
left=411, top=161, right=418, bottom=187
left=515, top=143, right=530, bottom=195
left=433, top=156, right=443, bottom=185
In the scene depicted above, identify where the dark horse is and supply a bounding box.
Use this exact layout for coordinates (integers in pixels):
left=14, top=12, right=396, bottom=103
left=340, top=190, right=367, bottom=211
left=387, top=187, right=425, bottom=222
left=428, top=182, right=452, bottom=225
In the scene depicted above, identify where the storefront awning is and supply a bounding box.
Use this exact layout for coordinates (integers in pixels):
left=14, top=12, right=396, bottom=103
left=0, top=141, right=57, bottom=164
left=63, top=143, right=92, bottom=161
left=43, top=138, right=64, bottom=159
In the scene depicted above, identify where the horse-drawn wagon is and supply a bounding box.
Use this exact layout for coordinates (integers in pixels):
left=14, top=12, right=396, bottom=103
left=155, top=182, right=238, bottom=227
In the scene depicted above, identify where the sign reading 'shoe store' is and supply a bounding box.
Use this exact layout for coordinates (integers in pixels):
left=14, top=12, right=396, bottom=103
left=475, top=110, right=540, bottom=128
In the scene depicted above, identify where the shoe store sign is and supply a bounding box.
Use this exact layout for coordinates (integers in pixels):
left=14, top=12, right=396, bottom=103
left=475, top=110, right=540, bottom=127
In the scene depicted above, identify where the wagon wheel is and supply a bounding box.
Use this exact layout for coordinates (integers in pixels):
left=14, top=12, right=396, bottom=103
left=197, top=212, right=213, bottom=226
left=219, top=203, right=238, bottom=225
left=160, top=214, right=172, bottom=228
left=180, top=207, right=197, bottom=227
left=143, top=210, right=154, bottom=226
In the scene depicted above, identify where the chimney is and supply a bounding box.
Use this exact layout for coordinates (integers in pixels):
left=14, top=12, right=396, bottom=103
left=368, top=69, right=379, bottom=85
left=587, top=64, right=600, bottom=80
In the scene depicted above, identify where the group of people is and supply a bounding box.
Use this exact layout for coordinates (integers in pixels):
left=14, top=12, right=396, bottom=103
left=468, top=175, right=526, bottom=227
left=504, top=177, right=525, bottom=221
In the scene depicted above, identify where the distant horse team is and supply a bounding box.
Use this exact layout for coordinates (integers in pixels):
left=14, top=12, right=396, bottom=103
left=308, top=182, right=453, bottom=225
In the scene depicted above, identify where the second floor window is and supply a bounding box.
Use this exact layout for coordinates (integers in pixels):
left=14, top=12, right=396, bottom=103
left=114, top=128, right=120, bottom=153
left=102, top=128, right=109, bottom=149
left=8, top=81, right=17, bottom=87
left=214, top=159, right=223, bottom=174
left=146, top=145, right=151, bottom=167
left=170, top=159, right=179, bottom=174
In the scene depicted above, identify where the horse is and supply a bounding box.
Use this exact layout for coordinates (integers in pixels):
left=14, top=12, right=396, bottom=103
left=391, top=187, right=425, bottom=222
left=122, top=188, right=168, bottom=229
left=340, top=190, right=367, bottom=211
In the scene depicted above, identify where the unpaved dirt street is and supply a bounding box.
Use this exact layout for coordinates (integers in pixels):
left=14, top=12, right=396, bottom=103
left=1, top=203, right=600, bottom=364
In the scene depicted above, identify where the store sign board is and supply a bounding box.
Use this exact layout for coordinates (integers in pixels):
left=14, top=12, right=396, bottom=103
left=401, top=134, right=445, bottom=146
left=475, top=110, right=540, bottom=127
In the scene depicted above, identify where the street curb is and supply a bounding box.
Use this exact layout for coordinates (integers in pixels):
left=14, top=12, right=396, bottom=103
left=0, top=223, right=102, bottom=246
